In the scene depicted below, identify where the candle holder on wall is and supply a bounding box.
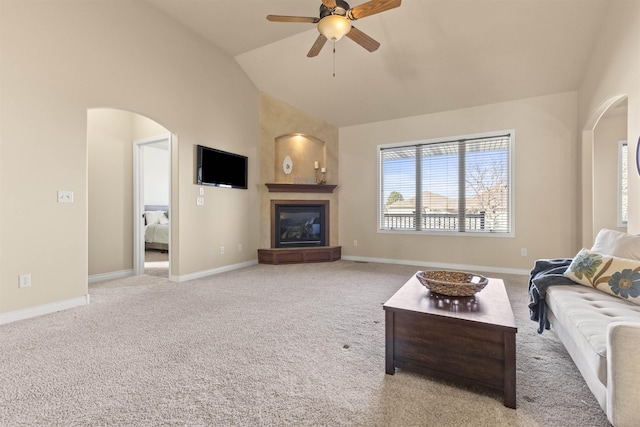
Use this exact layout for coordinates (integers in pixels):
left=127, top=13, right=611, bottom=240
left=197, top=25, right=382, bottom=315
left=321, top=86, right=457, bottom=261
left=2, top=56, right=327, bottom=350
left=314, top=161, right=326, bottom=185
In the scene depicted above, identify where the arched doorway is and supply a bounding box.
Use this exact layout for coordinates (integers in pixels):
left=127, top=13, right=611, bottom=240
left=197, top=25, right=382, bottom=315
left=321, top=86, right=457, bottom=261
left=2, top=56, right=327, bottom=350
left=87, top=108, right=173, bottom=281
left=580, top=95, right=628, bottom=246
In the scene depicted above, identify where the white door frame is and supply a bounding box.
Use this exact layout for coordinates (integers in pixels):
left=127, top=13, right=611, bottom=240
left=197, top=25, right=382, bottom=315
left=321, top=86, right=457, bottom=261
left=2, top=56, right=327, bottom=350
left=133, top=134, right=172, bottom=276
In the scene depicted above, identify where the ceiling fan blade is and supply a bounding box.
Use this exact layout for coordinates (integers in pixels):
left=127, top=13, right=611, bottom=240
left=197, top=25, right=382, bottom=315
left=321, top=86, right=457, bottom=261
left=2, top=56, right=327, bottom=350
left=321, top=0, right=338, bottom=9
left=345, top=26, right=380, bottom=52
left=347, top=0, right=401, bottom=20
left=266, top=15, right=319, bottom=23
left=307, top=34, right=328, bottom=57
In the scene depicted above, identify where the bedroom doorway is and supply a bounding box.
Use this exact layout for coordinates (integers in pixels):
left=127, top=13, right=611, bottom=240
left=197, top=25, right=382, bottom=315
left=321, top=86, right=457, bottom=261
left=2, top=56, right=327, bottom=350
left=133, top=134, right=172, bottom=277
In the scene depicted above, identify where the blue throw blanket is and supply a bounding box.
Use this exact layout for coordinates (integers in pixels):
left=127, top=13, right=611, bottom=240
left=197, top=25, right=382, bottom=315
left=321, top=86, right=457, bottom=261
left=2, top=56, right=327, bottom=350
left=528, top=258, right=575, bottom=333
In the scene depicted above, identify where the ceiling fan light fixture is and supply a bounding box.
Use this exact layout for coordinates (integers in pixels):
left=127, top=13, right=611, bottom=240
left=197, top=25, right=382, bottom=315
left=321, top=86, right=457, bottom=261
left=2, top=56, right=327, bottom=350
left=317, top=15, right=351, bottom=41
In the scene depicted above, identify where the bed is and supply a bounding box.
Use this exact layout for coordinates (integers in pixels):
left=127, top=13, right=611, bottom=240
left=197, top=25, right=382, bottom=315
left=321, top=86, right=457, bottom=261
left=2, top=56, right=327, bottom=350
left=144, top=205, right=169, bottom=252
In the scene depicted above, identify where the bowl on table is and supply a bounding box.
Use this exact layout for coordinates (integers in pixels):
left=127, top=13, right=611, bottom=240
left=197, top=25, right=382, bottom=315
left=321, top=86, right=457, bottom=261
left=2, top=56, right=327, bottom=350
left=416, top=270, right=488, bottom=297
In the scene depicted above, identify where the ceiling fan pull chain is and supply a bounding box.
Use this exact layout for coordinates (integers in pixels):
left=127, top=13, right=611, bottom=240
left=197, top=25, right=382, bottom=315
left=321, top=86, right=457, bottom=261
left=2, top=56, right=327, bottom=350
left=333, top=42, right=336, bottom=77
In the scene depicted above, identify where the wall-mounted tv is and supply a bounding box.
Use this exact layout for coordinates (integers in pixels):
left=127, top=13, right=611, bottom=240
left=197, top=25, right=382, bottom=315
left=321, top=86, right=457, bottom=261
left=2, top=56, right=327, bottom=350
left=196, top=145, right=248, bottom=189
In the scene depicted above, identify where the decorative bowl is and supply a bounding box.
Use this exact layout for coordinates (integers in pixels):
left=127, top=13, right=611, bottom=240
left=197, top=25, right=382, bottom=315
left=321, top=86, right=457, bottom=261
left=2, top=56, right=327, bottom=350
left=416, top=270, right=488, bottom=297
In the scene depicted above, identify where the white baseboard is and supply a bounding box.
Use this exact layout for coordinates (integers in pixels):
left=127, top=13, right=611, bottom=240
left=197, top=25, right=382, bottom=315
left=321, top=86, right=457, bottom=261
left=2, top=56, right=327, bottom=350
left=170, top=259, right=258, bottom=283
left=88, top=269, right=134, bottom=284
left=341, top=255, right=530, bottom=276
left=88, top=261, right=259, bottom=284
left=0, top=294, right=90, bottom=325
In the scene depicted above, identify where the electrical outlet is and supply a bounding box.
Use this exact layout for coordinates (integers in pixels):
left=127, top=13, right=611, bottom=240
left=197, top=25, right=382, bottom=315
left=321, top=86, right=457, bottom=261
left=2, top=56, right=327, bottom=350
left=57, top=190, right=74, bottom=204
left=196, top=197, right=204, bottom=206
left=353, top=240, right=358, bottom=247
left=220, top=246, right=225, bottom=255
left=238, top=244, right=243, bottom=252
left=521, top=248, right=528, bottom=257
left=18, top=274, right=31, bottom=288
left=199, top=187, right=205, bottom=195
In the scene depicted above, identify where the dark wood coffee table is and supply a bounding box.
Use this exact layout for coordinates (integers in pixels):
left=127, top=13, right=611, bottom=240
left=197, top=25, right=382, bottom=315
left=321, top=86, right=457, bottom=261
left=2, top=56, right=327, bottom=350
left=383, top=274, right=517, bottom=408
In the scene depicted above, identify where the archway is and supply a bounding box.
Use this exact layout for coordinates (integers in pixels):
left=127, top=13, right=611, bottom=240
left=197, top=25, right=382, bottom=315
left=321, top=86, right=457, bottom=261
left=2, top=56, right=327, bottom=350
left=580, top=95, right=628, bottom=246
left=87, top=108, right=174, bottom=281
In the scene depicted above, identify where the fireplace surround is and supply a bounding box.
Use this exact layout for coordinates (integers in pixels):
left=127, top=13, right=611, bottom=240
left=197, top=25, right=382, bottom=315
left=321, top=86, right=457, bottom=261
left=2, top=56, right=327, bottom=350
left=258, top=199, right=340, bottom=264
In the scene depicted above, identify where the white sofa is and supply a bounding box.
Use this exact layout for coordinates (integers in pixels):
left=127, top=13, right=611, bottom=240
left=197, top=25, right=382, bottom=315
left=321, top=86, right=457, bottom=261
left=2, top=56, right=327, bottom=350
left=530, top=229, right=640, bottom=427
left=546, top=285, right=640, bottom=427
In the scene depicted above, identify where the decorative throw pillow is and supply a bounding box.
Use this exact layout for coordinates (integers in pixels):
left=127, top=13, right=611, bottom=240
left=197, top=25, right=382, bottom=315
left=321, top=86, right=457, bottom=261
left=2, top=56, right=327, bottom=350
left=591, top=229, right=640, bottom=261
left=564, top=248, right=640, bottom=305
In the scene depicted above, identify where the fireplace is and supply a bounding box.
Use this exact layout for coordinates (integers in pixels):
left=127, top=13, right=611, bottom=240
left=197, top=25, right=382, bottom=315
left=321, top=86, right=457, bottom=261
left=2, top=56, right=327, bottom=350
left=272, top=201, right=328, bottom=248
left=259, top=199, right=339, bottom=264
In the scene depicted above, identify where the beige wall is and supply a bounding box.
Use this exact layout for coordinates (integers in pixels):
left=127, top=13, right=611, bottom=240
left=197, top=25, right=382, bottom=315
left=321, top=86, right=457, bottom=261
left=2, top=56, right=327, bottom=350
left=593, top=113, right=628, bottom=234
left=133, top=114, right=169, bottom=142
left=578, top=0, right=640, bottom=242
left=339, top=92, right=579, bottom=272
left=259, top=94, right=339, bottom=248
left=1, top=1, right=259, bottom=316
left=87, top=109, right=135, bottom=276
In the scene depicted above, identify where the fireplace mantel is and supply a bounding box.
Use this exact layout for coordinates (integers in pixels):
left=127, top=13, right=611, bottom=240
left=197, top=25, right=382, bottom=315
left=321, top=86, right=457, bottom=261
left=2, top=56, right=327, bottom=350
left=265, top=183, right=337, bottom=193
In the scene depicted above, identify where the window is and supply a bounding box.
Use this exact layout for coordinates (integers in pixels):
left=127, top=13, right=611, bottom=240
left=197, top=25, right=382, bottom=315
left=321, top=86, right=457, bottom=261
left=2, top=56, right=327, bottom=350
left=378, top=131, right=513, bottom=235
left=618, top=140, right=628, bottom=227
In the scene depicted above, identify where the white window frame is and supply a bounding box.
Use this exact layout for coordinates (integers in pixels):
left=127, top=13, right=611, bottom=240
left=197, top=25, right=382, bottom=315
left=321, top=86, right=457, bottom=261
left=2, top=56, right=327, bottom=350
left=377, top=130, right=515, bottom=237
left=618, top=139, right=628, bottom=227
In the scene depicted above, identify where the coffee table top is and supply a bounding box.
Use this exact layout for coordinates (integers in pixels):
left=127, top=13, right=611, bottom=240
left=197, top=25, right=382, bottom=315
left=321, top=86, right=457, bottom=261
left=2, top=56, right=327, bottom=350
left=383, top=273, right=517, bottom=331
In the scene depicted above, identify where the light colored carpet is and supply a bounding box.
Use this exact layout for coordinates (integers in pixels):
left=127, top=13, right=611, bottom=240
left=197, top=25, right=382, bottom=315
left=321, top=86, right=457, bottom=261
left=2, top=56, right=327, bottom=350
left=0, top=261, right=611, bottom=426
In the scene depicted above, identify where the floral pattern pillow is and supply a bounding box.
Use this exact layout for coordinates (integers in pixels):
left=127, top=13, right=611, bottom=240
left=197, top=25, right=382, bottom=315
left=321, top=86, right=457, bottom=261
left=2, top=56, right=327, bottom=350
left=564, top=248, right=640, bottom=305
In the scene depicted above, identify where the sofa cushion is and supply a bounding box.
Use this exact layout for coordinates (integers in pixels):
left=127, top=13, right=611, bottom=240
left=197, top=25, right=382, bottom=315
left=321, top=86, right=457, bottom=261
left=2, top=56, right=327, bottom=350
left=591, top=229, right=640, bottom=260
left=546, top=285, right=640, bottom=387
left=564, top=248, right=640, bottom=305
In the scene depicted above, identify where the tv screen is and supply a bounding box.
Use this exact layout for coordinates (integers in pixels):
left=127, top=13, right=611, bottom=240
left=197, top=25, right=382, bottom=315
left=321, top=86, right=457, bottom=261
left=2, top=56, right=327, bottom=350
left=196, top=145, right=248, bottom=189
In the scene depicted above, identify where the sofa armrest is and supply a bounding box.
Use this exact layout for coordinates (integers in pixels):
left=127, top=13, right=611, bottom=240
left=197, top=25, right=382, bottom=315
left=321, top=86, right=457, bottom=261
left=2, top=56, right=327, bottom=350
left=606, top=321, right=640, bottom=427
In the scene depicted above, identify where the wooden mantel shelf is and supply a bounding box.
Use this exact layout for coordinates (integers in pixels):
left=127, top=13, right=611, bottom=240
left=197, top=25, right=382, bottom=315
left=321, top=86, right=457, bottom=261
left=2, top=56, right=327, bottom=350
left=265, top=183, right=337, bottom=193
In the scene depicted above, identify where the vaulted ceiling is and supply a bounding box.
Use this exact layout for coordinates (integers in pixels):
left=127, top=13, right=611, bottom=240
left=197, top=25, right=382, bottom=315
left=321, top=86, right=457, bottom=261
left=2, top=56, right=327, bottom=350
left=145, top=0, right=610, bottom=127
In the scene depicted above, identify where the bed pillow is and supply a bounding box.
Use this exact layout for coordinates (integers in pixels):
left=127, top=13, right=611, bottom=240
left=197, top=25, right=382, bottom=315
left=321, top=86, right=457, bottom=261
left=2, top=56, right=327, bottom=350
left=590, top=229, right=640, bottom=261
left=144, top=211, right=160, bottom=225
left=158, top=212, right=169, bottom=225
left=564, top=248, right=640, bottom=305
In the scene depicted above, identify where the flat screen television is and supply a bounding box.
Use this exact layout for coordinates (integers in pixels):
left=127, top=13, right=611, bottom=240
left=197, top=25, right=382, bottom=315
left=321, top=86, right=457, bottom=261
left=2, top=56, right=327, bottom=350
left=196, top=145, right=248, bottom=189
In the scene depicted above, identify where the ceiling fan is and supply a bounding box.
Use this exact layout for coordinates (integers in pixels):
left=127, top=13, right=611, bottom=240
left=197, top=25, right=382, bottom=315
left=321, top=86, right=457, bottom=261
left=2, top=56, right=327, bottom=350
left=267, top=0, right=401, bottom=57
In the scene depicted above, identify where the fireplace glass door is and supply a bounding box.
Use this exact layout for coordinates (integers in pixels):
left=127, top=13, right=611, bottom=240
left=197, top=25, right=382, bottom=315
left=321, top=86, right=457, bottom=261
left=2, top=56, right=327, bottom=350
left=275, top=204, right=326, bottom=248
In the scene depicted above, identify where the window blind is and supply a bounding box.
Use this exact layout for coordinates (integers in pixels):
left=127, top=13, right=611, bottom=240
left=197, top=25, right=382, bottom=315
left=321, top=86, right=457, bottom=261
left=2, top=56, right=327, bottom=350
left=619, top=141, right=628, bottom=226
left=379, top=133, right=512, bottom=234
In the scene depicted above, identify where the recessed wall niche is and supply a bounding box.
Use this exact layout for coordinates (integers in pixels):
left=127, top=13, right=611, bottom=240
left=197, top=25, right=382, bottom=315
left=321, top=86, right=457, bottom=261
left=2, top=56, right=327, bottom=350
left=274, top=133, right=326, bottom=183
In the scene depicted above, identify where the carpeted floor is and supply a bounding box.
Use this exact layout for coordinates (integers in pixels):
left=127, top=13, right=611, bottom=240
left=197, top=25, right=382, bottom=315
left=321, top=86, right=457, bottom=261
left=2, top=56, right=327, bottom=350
left=0, top=261, right=611, bottom=426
